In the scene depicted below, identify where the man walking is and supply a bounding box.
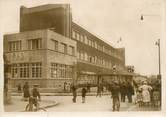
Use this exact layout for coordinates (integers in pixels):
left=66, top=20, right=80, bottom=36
left=82, top=87, right=87, bottom=103
left=23, top=82, right=30, bottom=101
left=96, top=85, right=102, bottom=97
left=126, top=81, right=134, bottom=103
left=71, top=85, right=77, bottom=103
left=109, top=81, right=120, bottom=111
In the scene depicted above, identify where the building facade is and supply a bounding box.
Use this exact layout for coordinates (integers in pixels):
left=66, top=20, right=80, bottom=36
left=4, top=29, right=76, bottom=91
left=4, top=4, right=126, bottom=90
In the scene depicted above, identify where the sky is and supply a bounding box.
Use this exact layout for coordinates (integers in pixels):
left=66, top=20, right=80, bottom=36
left=0, top=0, right=165, bottom=75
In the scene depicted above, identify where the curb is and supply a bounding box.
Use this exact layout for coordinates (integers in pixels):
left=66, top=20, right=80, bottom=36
left=12, top=93, right=110, bottom=96
left=20, top=101, right=59, bottom=112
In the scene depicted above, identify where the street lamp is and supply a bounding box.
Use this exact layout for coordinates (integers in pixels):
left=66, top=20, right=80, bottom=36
left=140, top=14, right=161, bottom=79
left=140, top=14, right=160, bottom=21
left=155, top=39, right=161, bottom=79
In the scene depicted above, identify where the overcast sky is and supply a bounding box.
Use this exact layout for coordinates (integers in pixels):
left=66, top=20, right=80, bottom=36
left=0, top=0, right=165, bottom=75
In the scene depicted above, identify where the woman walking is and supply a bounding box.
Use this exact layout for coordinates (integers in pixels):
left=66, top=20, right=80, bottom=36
left=139, top=81, right=152, bottom=107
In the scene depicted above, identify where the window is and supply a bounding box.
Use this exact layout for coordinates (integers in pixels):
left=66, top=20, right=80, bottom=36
left=91, top=40, right=95, bottom=48
left=72, top=30, right=76, bottom=39
left=95, top=42, right=97, bottom=49
left=61, top=43, right=67, bottom=54
left=32, top=63, right=42, bottom=78
left=88, top=39, right=91, bottom=46
left=51, top=63, right=58, bottom=78
left=10, top=62, right=42, bottom=78
left=68, top=46, right=75, bottom=56
left=8, top=41, right=21, bottom=51
left=51, top=63, right=73, bottom=78
left=20, top=63, right=29, bottom=78
left=80, top=35, right=84, bottom=42
left=52, top=40, right=58, bottom=51
left=28, top=38, right=42, bottom=50
left=77, top=50, right=80, bottom=59
left=84, top=35, right=88, bottom=44
left=11, top=64, right=18, bottom=78
left=84, top=52, right=88, bottom=61
left=76, top=32, right=79, bottom=40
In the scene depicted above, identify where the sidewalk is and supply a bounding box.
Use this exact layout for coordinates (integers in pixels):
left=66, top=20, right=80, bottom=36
left=11, top=92, right=110, bottom=96
left=4, top=96, right=58, bottom=112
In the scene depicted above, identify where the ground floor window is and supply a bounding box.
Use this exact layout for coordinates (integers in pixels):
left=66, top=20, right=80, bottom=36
left=10, top=62, right=42, bottom=78
left=51, top=63, right=73, bottom=79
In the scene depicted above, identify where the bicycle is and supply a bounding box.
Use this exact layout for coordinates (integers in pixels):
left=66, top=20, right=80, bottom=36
left=25, top=97, right=46, bottom=112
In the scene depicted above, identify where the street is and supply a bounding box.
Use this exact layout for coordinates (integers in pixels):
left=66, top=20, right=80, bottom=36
left=39, top=95, right=161, bottom=112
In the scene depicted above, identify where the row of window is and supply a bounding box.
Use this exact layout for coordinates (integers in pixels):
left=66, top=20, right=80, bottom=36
left=10, top=63, right=42, bottom=78
left=72, top=30, right=123, bottom=60
left=8, top=41, right=21, bottom=51
left=77, top=50, right=112, bottom=67
left=51, top=63, right=73, bottom=78
left=51, top=39, right=75, bottom=56
left=8, top=38, right=42, bottom=51
left=8, top=38, right=75, bottom=56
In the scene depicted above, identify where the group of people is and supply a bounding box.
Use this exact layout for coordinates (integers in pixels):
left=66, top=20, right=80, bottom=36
left=103, top=79, right=161, bottom=111
left=71, top=85, right=87, bottom=103
left=136, top=80, right=161, bottom=108
left=17, top=82, right=41, bottom=111
left=17, top=79, right=161, bottom=112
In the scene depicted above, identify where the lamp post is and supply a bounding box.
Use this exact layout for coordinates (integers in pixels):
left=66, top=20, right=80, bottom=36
left=140, top=14, right=160, bottom=21
left=155, top=39, right=161, bottom=79
left=140, top=14, right=161, bottom=79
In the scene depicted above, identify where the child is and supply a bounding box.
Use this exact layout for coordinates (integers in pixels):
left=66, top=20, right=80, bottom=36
left=136, top=89, right=143, bottom=107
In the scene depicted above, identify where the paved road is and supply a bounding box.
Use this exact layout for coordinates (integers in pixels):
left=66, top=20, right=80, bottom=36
left=5, top=95, right=160, bottom=112
left=41, top=95, right=161, bottom=112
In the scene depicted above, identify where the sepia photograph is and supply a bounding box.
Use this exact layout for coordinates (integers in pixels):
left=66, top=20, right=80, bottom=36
left=0, top=0, right=165, bottom=114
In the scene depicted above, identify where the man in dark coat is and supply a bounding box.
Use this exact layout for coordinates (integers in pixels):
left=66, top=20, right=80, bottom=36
left=71, top=85, right=77, bottom=103
left=23, top=82, right=30, bottom=101
left=126, top=82, right=134, bottom=103
left=17, top=83, right=22, bottom=93
left=82, top=87, right=87, bottom=103
left=120, top=81, right=127, bottom=102
left=96, top=85, right=102, bottom=97
left=32, top=86, right=41, bottom=109
left=110, top=81, right=120, bottom=111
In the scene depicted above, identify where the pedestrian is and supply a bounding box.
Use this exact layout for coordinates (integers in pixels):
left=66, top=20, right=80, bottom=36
left=109, top=81, right=120, bottom=111
left=87, top=83, right=90, bottom=92
left=82, top=87, right=87, bottom=103
left=71, top=85, right=77, bottom=103
left=32, top=86, right=41, bottom=101
left=139, top=81, right=152, bottom=107
left=64, top=82, right=67, bottom=92
left=96, top=85, right=101, bottom=97
left=23, top=82, right=30, bottom=101
left=32, top=86, right=41, bottom=110
left=126, top=81, right=134, bottom=103
left=17, top=83, right=22, bottom=93
left=152, top=81, right=160, bottom=107
left=120, top=81, right=127, bottom=102
left=136, top=89, right=143, bottom=107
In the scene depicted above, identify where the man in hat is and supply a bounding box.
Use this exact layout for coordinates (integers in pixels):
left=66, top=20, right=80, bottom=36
left=109, top=81, right=120, bottom=111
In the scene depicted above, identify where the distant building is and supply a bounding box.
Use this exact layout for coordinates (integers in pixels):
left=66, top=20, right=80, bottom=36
left=4, top=4, right=126, bottom=90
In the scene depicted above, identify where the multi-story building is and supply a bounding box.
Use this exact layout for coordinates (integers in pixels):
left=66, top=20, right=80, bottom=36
left=4, top=4, right=126, bottom=90
left=4, top=29, right=76, bottom=90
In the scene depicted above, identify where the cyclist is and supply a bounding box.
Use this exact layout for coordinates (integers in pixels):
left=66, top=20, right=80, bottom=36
left=25, top=85, right=41, bottom=111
